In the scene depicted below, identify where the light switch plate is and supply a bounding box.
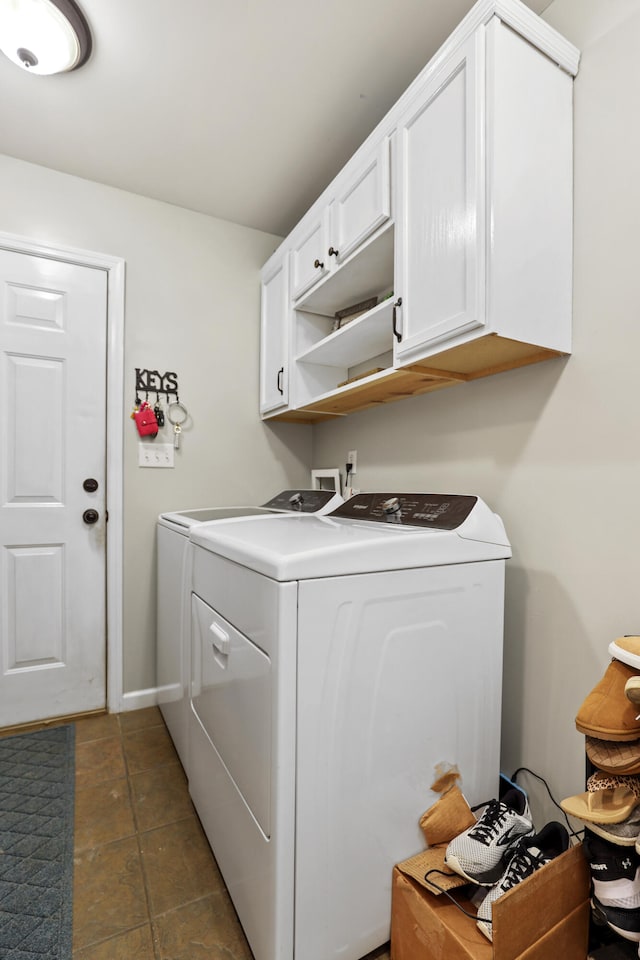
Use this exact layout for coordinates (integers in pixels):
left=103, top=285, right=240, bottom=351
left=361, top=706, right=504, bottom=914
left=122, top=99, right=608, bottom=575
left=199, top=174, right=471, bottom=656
left=138, top=442, right=174, bottom=468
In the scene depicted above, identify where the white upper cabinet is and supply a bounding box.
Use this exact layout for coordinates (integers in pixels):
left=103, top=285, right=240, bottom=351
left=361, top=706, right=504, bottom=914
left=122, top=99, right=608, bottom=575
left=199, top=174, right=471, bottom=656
left=393, top=14, right=576, bottom=369
left=260, top=249, right=290, bottom=415
left=260, top=0, right=580, bottom=423
left=328, top=137, right=391, bottom=267
left=394, top=31, right=485, bottom=360
left=290, top=138, right=392, bottom=303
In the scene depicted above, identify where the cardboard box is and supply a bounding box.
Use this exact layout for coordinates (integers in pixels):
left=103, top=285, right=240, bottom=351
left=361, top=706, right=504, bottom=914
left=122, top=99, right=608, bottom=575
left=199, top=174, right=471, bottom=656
left=391, top=843, right=590, bottom=960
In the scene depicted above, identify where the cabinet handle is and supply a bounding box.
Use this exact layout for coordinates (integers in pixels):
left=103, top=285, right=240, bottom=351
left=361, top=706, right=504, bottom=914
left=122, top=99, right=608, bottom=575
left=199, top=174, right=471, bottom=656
left=313, top=259, right=324, bottom=270
left=277, top=367, right=284, bottom=395
left=328, top=246, right=339, bottom=258
left=392, top=297, right=403, bottom=342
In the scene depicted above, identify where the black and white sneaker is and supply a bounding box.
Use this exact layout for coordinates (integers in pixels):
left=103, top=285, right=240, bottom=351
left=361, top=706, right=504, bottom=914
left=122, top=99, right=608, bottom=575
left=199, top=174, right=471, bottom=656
left=444, top=787, right=534, bottom=886
left=583, top=830, right=640, bottom=943
left=475, top=821, right=570, bottom=941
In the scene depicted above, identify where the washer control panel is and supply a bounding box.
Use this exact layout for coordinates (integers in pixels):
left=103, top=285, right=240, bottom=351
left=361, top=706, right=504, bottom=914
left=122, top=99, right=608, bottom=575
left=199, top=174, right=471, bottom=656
left=261, top=489, right=340, bottom=513
left=329, top=493, right=478, bottom=529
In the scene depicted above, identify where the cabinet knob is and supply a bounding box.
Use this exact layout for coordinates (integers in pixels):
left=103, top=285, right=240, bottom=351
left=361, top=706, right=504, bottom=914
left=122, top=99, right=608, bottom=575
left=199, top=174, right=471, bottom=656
left=392, top=297, right=403, bottom=342
left=313, top=259, right=324, bottom=270
left=328, top=247, right=339, bottom=258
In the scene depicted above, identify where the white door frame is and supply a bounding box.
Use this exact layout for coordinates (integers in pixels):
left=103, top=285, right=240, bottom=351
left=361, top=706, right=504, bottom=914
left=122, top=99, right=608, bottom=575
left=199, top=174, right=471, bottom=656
left=0, top=230, right=125, bottom=715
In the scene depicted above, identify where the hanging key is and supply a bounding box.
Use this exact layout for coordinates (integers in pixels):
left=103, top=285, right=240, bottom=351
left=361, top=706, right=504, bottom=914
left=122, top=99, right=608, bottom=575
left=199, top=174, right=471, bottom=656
left=166, top=399, right=188, bottom=452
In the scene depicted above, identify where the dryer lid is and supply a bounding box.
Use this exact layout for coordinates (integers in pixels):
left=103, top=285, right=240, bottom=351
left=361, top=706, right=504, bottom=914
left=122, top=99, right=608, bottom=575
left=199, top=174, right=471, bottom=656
left=190, top=493, right=511, bottom=581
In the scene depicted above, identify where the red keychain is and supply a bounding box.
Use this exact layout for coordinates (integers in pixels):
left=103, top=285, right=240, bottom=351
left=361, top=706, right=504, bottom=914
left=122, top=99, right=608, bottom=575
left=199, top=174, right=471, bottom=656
left=134, top=401, right=158, bottom=437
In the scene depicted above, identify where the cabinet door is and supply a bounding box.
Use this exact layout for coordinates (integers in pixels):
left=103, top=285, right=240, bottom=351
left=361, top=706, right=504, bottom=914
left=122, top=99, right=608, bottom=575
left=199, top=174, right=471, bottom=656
left=329, top=137, right=391, bottom=265
left=260, top=252, right=290, bottom=415
left=394, top=29, right=486, bottom=363
left=290, top=212, right=329, bottom=301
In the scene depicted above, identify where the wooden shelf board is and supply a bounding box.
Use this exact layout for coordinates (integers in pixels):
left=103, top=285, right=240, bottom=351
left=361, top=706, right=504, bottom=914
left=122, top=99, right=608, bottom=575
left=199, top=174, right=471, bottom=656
left=263, top=408, right=339, bottom=424
left=297, top=367, right=458, bottom=420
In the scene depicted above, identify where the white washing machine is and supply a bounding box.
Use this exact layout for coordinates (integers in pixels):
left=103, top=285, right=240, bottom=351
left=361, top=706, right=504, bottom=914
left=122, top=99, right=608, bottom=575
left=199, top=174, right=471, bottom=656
left=188, top=492, right=511, bottom=960
left=156, top=488, right=342, bottom=773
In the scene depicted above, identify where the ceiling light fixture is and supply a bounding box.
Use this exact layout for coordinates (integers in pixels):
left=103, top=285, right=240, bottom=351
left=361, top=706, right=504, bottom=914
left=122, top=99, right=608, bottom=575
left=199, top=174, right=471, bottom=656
left=0, top=0, right=92, bottom=75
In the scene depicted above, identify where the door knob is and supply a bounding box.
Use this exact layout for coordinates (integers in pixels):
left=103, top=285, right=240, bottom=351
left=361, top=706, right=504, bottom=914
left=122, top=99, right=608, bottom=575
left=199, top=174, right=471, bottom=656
left=83, top=478, right=99, bottom=492
left=83, top=509, right=99, bottom=524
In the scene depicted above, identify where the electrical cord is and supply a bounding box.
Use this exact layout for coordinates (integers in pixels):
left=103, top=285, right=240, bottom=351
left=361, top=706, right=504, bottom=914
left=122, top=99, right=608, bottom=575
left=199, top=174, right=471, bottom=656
left=510, top=765, right=584, bottom=841
left=421, top=870, right=479, bottom=920
left=345, top=462, right=353, bottom=489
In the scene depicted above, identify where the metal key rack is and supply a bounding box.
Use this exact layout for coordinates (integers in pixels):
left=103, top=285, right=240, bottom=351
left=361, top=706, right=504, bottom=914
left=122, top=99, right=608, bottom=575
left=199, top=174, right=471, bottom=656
left=133, top=368, right=189, bottom=448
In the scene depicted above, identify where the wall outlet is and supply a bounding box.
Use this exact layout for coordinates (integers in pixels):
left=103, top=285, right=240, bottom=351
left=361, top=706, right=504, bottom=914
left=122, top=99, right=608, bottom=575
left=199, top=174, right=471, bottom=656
left=347, top=449, right=357, bottom=474
left=138, top=442, right=174, bottom=468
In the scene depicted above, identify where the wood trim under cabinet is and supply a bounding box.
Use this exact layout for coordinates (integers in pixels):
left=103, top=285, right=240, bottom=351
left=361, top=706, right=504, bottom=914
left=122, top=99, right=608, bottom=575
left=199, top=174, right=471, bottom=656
left=264, top=334, right=568, bottom=424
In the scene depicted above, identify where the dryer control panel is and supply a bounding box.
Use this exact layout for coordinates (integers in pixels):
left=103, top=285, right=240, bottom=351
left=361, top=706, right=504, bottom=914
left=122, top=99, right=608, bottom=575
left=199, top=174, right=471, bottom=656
left=329, top=493, right=478, bottom=529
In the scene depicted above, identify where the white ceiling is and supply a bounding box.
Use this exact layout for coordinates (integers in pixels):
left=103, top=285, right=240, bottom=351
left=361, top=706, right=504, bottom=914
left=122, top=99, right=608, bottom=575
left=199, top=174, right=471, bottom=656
left=0, top=0, right=551, bottom=238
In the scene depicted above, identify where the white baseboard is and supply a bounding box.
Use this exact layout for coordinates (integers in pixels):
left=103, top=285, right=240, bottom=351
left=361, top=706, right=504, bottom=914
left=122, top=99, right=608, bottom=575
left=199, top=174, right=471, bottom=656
left=119, top=687, right=159, bottom=712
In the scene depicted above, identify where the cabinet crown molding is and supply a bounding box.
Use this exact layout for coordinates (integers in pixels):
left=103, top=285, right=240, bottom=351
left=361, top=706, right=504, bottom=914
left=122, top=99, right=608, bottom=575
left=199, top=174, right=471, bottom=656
left=426, top=0, right=580, bottom=79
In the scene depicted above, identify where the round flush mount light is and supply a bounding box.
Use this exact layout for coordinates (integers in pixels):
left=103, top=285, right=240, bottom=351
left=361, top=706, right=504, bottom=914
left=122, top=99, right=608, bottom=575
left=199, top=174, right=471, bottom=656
left=0, top=0, right=92, bottom=75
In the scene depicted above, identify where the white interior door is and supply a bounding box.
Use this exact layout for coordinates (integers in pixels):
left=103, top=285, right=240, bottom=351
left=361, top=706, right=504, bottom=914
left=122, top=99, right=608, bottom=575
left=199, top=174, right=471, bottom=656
left=0, top=249, right=108, bottom=726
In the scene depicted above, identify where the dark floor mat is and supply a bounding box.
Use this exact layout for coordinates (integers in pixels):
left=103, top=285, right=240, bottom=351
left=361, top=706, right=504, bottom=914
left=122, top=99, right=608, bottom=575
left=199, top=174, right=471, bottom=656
left=0, top=725, right=75, bottom=959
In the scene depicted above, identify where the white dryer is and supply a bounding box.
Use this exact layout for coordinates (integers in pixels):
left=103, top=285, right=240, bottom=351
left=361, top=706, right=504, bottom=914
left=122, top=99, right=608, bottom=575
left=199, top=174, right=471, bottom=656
left=156, top=488, right=342, bottom=773
left=188, top=492, right=511, bottom=960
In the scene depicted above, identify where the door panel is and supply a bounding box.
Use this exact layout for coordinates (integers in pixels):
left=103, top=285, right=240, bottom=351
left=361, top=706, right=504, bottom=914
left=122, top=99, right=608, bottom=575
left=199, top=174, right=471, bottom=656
left=290, top=213, right=328, bottom=300
left=7, top=544, right=64, bottom=666
left=7, top=355, right=64, bottom=501
left=260, top=253, right=289, bottom=414
left=0, top=249, right=108, bottom=725
left=191, top=593, right=272, bottom=835
left=395, top=30, right=485, bottom=361
left=331, top=136, right=391, bottom=264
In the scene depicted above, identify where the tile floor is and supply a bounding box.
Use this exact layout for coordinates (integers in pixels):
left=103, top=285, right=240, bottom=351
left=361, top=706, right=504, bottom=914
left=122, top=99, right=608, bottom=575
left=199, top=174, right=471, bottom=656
left=2, top=706, right=391, bottom=960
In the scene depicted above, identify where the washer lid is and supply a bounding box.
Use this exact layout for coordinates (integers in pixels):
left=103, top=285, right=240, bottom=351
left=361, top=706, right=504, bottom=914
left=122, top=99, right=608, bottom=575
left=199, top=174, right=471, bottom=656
left=190, top=493, right=511, bottom=580
left=159, top=488, right=343, bottom=529
left=159, top=506, right=279, bottom=529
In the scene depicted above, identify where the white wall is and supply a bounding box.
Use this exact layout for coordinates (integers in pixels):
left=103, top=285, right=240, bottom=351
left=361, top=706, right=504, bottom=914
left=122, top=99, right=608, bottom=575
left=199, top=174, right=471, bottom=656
left=312, top=0, right=640, bottom=807
left=0, top=154, right=311, bottom=698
